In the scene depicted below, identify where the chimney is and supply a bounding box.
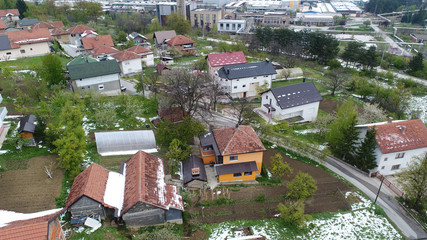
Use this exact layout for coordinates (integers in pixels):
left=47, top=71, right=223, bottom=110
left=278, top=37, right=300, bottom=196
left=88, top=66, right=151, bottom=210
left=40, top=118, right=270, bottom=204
left=303, top=77, right=306, bottom=82
left=265, top=58, right=269, bottom=62
left=387, top=117, right=393, bottom=123
left=400, top=125, right=406, bottom=134
left=191, top=167, right=200, bottom=176
left=235, top=124, right=239, bottom=128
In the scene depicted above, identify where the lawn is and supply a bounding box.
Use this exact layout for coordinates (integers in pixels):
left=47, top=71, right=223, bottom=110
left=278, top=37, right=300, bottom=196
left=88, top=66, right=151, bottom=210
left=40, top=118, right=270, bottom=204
left=0, top=54, right=71, bottom=70
left=70, top=227, right=128, bottom=240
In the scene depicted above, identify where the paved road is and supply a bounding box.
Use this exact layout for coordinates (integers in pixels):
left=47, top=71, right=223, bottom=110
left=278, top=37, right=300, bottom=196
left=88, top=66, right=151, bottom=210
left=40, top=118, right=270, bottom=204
left=371, top=25, right=412, bottom=57
left=60, top=43, right=82, bottom=57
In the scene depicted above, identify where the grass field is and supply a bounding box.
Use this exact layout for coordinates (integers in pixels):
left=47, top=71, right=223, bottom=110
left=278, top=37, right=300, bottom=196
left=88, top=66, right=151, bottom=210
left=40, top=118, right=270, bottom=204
left=0, top=54, right=71, bottom=70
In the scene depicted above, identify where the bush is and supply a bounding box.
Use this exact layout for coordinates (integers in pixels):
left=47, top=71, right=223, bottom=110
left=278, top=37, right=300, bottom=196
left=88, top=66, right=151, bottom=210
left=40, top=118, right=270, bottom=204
left=278, top=200, right=311, bottom=227
left=254, top=194, right=266, bottom=202
left=287, top=171, right=317, bottom=199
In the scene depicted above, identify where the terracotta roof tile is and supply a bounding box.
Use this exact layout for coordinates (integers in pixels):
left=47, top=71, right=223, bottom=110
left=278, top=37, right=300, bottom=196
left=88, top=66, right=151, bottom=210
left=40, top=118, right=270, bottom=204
left=82, top=35, right=114, bottom=50
left=127, top=45, right=152, bottom=54
left=166, top=35, right=195, bottom=46
left=51, top=27, right=68, bottom=36
left=158, top=107, right=186, bottom=123
left=371, top=119, right=427, bottom=154
left=65, top=163, right=110, bottom=208
left=156, top=63, right=170, bottom=72
left=0, top=9, right=19, bottom=17
left=6, top=28, right=52, bottom=48
left=112, top=50, right=140, bottom=61
left=212, top=125, right=266, bottom=156
left=0, top=19, right=7, bottom=30
left=207, top=51, right=247, bottom=67
left=67, top=25, right=94, bottom=34
left=91, top=45, right=119, bottom=56
left=32, top=21, right=64, bottom=30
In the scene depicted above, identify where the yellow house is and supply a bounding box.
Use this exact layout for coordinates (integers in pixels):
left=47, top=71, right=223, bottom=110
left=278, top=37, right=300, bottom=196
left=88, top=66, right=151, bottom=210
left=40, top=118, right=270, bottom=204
left=199, top=125, right=266, bottom=182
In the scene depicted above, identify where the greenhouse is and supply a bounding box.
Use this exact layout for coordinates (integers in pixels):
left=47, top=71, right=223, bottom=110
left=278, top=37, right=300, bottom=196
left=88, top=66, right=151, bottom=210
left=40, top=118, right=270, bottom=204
left=94, top=130, right=157, bottom=156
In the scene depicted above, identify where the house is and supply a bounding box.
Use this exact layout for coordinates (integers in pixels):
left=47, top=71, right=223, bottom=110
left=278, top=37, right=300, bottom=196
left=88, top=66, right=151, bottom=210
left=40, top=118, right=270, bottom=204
left=51, top=28, right=70, bottom=42
left=0, top=19, right=7, bottom=33
left=0, top=28, right=52, bottom=60
left=190, top=8, right=222, bottom=30
left=199, top=125, right=266, bottom=182
left=260, top=82, right=322, bottom=123
left=217, top=19, right=246, bottom=34
left=90, top=45, right=119, bottom=59
left=65, top=151, right=184, bottom=227
left=183, top=156, right=207, bottom=189
left=31, top=21, right=69, bottom=42
left=355, top=119, right=427, bottom=176
left=152, top=106, right=186, bottom=126
left=67, top=57, right=122, bottom=95
left=165, top=35, right=195, bottom=54
left=216, top=60, right=276, bottom=98
left=0, top=9, right=20, bottom=22
left=18, top=114, right=36, bottom=145
left=67, top=25, right=95, bottom=46
left=111, top=50, right=143, bottom=76
left=161, top=56, right=174, bottom=65
left=153, top=30, right=176, bottom=49
left=82, top=35, right=114, bottom=51
left=94, top=130, right=157, bottom=156
left=0, top=208, right=65, bottom=240
left=207, top=51, right=247, bottom=78
left=81, top=30, right=98, bottom=39
left=410, top=33, right=427, bottom=43
left=31, top=21, right=64, bottom=32
left=127, top=45, right=155, bottom=67
left=156, top=63, right=171, bottom=75
left=127, top=32, right=151, bottom=48
left=0, top=94, right=8, bottom=148
left=16, top=18, right=39, bottom=29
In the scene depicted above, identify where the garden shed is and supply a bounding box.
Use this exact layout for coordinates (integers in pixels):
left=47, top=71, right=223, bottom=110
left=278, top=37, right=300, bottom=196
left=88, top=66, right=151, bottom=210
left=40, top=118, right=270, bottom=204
left=94, top=130, right=157, bottom=156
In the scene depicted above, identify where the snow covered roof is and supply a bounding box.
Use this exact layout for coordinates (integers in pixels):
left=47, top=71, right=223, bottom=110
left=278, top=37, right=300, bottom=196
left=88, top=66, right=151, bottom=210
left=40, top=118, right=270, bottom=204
left=94, top=130, right=157, bottom=156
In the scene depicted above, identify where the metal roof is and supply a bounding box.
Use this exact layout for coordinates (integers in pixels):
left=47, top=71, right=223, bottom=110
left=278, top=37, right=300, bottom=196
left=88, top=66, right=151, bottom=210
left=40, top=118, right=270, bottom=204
left=215, top=161, right=258, bottom=175
left=183, top=156, right=207, bottom=184
left=199, top=131, right=220, bottom=156
left=67, top=59, right=120, bottom=80
left=217, top=61, right=276, bottom=80
left=94, top=130, right=157, bottom=156
left=18, top=114, right=36, bottom=133
left=267, top=82, right=322, bottom=110
left=0, top=35, right=11, bottom=51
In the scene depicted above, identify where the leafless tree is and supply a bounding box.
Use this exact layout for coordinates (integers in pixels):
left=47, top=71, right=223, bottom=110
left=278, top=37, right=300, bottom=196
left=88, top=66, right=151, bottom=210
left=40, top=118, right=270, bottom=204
left=230, top=98, right=258, bottom=125
left=323, top=69, right=349, bottom=96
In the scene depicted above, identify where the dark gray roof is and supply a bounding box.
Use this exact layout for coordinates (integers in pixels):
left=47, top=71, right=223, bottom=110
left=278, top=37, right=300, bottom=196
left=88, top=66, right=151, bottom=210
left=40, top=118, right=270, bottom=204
left=0, top=35, right=11, bottom=51
left=215, top=161, right=258, bottom=175
left=183, top=156, right=207, bottom=184
left=67, top=60, right=121, bottom=80
left=217, top=61, right=277, bottom=80
left=153, top=30, right=176, bottom=45
left=268, top=82, right=322, bottom=110
left=199, top=131, right=220, bottom=156
left=129, top=32, right=147, bottom=39
left=16, top=18, right=39, bottom=26
left=18, top=114, right=36, bottom=133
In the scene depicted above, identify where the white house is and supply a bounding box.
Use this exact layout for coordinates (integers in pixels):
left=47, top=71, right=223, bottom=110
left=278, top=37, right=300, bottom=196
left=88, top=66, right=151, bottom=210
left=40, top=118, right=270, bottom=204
left=127, top=32, right=151, bottom=49
left=217, top=19, right=246, bottom=34
left=0, top=28, right=52, bottom=60
left=127, top=45, right=155, bottom=67
left=260, top=82, right=322, bottom=122
left=216, top=60, right=276, bottom=98
left=112, top=50, right=143, bottom=76
left=206, top=51, right=247, bottom=78
left=67, top=25, right=95, bottom=46
left=356, top=119, right=427, bottom=176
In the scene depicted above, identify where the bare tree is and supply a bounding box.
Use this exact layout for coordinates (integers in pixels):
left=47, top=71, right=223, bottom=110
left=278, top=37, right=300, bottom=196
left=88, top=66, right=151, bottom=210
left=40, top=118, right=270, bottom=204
left=358, top=103, right=387, bottom=124
left=279, top=69, right=292, bottom=80
left=230, top=98, right=258, bottom=125
left=323, top=69, right=349, bottom=96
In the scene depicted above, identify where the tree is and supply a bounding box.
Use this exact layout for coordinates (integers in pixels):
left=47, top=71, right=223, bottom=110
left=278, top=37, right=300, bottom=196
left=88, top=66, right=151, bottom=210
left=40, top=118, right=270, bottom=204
left=40, top=54, right=65, bottom=86
left=166, top=12, right=190, bottom=35
left=358, top=103, right=387, bottom=124
left=15, top=0, right=28, bottom=19
left=408, top=52, right=424, bottom=73
left=156, top=116, right=205, bottom=147
left=326, top=101, right=359, bottom=162
left=341, top=41, right=364, bottom=67
left=355, top=127, right=378, bottom=172
left=363, top=20, right=371, bottom=27
left=117, top=31, right=127, bottom=43
left=287, top=171, right=317, bottom=199
left=230, top=98, right=259, bottom=125
left=323, top=69, right=349, bottom=95
left=166, top=138, right=191, bottom=174
left=397, top=153, right=427, bottom=212
left=271, top=153, right=292, bottom=177
left=277, top=200, right=311, bottom=227
left=360, top=46, right=379, bottom=71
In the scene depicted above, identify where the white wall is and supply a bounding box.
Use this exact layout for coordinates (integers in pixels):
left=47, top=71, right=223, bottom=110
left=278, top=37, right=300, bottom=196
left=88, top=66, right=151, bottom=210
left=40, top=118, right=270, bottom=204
left=218, top=74, right=273, bottom=98
left=373, top=147, right=427, bottom=176
left=75, top=73, right=120, bottom=87
left=217, top=20, right=246, bottom=33
left=119, top=58, right=142, bottom=75
left=0, top=42, right=50, bottom=60
left=141, top=53, right=155, bottom=67
left=69, top=34, right=82, bottom=46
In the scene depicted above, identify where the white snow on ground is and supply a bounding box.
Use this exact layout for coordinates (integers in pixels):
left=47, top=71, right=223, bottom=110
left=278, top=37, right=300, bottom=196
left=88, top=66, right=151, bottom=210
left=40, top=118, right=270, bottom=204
left=295, top=129, right=321, bottom=134
left=405, top=95, right=427, bottom=123
left=4, top=115, right=23, bottom=119
left=103, top=170, right=126, bottom=215
left=84, top=217, right=102, bottom=233
left=99, top=148, right=157, bottom=156
left=0, top=208, right=62, bottom=228
left=82, top=116, right=96, bottom=136
left=156, top=157, right=167, bottom=205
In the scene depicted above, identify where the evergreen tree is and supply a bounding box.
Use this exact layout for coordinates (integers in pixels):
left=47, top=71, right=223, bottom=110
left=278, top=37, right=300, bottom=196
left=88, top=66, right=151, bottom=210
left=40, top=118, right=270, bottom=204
left=15, top=0, right=28, bottom=19
left=341, top=41, right=364, bottom=67
left=355, top=127, right=378, bottom=172
left=408, top=52, right=424, bottom=73
left=40, top=54, right=66, bottom=86
left=361, top=46, right=379, bottom=71
left=326, top=101, right=359, bottom=162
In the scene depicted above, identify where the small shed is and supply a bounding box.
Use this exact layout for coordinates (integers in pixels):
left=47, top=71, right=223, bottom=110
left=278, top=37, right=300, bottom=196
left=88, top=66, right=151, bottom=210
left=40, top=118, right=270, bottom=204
left=18, top=114, right=36, bottom=145
left=183, top=156, right=207, bottom=189
left=161, top=56, right=174, bottom=65
left=94, top=130, right=157, bottom=156
left=156, top=63, right=171, bottom=75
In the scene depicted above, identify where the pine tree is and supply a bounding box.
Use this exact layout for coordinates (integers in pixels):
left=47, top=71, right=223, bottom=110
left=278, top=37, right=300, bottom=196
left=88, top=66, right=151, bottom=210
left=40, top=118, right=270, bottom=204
left=355, top=127, right=378, bottom=172
left=408, top=52, right=424, bottom=73
left=15, top=0, right=28, bottom=19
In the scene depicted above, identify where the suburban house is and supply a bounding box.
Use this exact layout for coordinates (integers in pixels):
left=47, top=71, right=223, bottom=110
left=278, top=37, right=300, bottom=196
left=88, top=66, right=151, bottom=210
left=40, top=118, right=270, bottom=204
left=18, top=114, right=36, bottom=145
left=127, top=45, right=155, bottom=67
left=31, top=21, right=64, bottom=32
left=199, top=125, right=266, bottom=182
left=0, top=19, right=7, bottom=33
left=15, top=18, right=39, bottom=29
left=217, top=19, right=247, bottom=34
left=0, top=9, right=20, bottom=22
left=260, top=82, right=322, bottom=123
left=161, top=56, right=174, bottom=65
left=0, top=28, right=52, bottom=60
left=90, top=45, right=119, bottom=59
left=82, top=35, right=114, bottom=51
left=190, top=8, right=222, bottom=29
left=0, top=208, right=65, bottom=240
left=165, top=35, right=195, bottom=54
left=156, top=63, right=171, bottom=75
left=67, top=24, right=95, bottom=46
left=356, top=119, right=427, bottom=176
left=51, top=28, right=70, bottom=42
left=183, top=156, right=207, bottom=189
left=127, top=32, right=151, bottom=48
left=0, top=94, right=8, bottom=147
left=112, top=50, right=143, bottom=76
left=65, top=151, right=184, bottom=227
left=67, top=56, right=122, bottom=95
left=152, top=106, right=186, bottom=126
left=153, top=30, right=176, bottom=49
left=206, top=51, right=247, bottom=78
left=216, top=60, right=276, bottom=98
left=31, top=21, right=69, bottom=42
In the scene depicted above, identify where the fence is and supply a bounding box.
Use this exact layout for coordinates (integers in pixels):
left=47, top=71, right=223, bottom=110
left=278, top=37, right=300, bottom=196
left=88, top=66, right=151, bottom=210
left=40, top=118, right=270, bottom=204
left=372, top=171, right=405, bottom=198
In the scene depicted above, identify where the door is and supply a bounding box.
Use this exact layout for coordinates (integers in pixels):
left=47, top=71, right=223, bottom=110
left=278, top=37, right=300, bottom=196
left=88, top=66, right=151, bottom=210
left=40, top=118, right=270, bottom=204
left=243, top=92, right=247, bottom=98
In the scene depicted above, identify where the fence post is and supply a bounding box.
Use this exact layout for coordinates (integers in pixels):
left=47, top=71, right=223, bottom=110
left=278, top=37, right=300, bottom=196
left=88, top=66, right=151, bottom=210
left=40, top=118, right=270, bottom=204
left=374, top=176, right=384, bottom=204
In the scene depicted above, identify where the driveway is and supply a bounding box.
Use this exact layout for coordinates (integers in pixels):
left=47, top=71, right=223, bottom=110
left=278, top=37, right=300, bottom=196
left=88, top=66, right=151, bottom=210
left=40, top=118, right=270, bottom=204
left=60, top=43, right=83, bottom=57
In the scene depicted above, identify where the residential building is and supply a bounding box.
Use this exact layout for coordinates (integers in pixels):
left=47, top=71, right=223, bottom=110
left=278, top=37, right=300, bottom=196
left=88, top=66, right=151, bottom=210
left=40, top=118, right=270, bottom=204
left=127, top=45, right=155, bottom=67
left=217, top=19, right=246, bottom=33
left=0, top=94, right=8, bottom=147
left=165, top=35, right=195, bottom=54
left=0, top=9, right=20, bottom=22
left=90, top=45, right=119, bottom=59
left=67, top=25, right=95, bottom=46
left=65, top=151, right=184, bottom=227
left=111, top=50, right=143, bottom=76
left=82, top=35, right=114, bottom=51
left=67, top=57, right=121, bottom=95
left=207, top=51, right=247, bottom=78
left=0, top=28, right=52, bottom=60
left=31, top=21, right=64, bottom=32
left=261, top=82, right=322, bottom=122
left=410, top=33, right=427, bottom=43
left=355, top=119, right=427, bottom=176
left=15, top=18, right=39, bottom=29
left=199, top=125, right=266, bottom=182
left=51, top=28, right=70, bottom=42
left=156, top=63, right=171, bottom=75
left=216, top=60, right=276, bottom=98
left=183, top=156, right=207, bottom=189
left=0, top=209, right=65, bottom=240
left=0, top=19, right=7, bottom=33
left=156, top=2, right=197, bottom=26
left=190, top=8, right=222, bottom=30
left=151, top=106, right=186, bottom=126
left=127, top=32, right=151, bottom=48
left=153, top=30, right=176, bottom=49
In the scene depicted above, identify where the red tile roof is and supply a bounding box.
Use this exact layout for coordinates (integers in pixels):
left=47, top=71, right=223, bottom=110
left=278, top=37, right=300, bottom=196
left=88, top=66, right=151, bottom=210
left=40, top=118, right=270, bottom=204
left=213, top=125, right=266, bottom=156
left=156, top=63, right=170, bottom=72
left=207, top=51, right=247, bottom=67
left=121, top=151, right=184, bottom=215
left=166, top=35, right=195, bottom=46
left=371, top=119, right=427, bottom=154
left=51, top=28, right=68, bottom=36
left=32, top=21, right=64, bottom=30
left=91, top=45, right=119, bottom=56
left=65, top=163, right=111, bottom=209
left=112, top=50, right=140, bottom=61
left=158, top=107, right=185, bottom=123
left=0, top=19, right=7, bottom=30
left=82, top=35, right=114, bottom=50
left=0, top=9, right=19, bottom=17
left=7, top=28, right=52, bottom=48
left=127, top=45, right=152, bottom=54
left=67, top=25, right=94, bottom=34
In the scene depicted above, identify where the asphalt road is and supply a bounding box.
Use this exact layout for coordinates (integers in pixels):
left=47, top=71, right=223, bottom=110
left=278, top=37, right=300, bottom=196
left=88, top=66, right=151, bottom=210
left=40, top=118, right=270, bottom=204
left=371, top=25, right=412, bottom=57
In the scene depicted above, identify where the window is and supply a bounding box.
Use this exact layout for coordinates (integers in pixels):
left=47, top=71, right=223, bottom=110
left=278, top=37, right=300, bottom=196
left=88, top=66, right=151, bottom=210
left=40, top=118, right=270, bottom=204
left=98, top=84, right=104, bottom=90
left=233, top=172, right=242, bottom=177
left=220, top=23, right=223, bottom=28
left=30, top=48, right=33, bottom=50
left=230, top=156, right=238, bottom=161
left=242, top=85, right=246, bottom=88
left=384, top=157, right=388, bottom=161
left=381, top=166, right=385, bottom=169
left=203, top=145, right=213, bottom=151
left=266, top=95, right=268, bottom=99
left=391, top=164, right=400, bottom=170
left=206, top=14, right=210, bottom=23
left=264, top=75, right=268, bottom=77
left=233, top=86, right=237, bottom=89
left=244, top=171, right=252, bottom=176
left=6, top=52, right=11, bottom=55
left=238, top=24, right=241, bottom=28
left=213, top=14, right=216, bottom=24
left=125, top=62, right=130, bottom=65
left=396, top=153, right=405, bottom=159
left=20, top=49, right=25, bottom=53
left=253, top=77, right=257, bottom=79
left=57, top=35, right=61, bottom=39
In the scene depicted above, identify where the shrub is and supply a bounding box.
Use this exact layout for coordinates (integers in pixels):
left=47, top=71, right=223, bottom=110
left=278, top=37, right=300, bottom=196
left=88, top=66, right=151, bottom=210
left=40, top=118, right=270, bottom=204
left=254, top=194, right=266, bottom=202
left=278, top=200, right=311, bottom=227
left=287, top=171, right=317, bottom=199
